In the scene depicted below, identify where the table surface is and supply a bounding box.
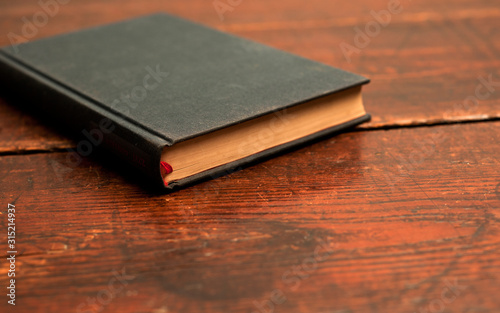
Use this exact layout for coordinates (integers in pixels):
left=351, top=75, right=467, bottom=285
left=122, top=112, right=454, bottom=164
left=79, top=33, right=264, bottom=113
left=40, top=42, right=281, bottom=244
left=1, top=1, right=499, bottom=312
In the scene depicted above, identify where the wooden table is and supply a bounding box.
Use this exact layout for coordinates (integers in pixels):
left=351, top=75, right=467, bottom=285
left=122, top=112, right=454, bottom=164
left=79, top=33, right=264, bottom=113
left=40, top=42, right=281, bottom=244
left=1, top=0, right=499, bottom=312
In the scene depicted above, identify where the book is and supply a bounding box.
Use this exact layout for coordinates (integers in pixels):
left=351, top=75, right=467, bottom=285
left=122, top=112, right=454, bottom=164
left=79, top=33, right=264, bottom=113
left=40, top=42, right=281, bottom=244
left=0, top=13, right=370, bottom=190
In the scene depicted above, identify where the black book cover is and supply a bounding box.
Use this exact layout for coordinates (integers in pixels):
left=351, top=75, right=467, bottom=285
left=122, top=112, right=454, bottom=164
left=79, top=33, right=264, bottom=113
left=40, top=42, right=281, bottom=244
left=0, top=13, right=370, bottom=190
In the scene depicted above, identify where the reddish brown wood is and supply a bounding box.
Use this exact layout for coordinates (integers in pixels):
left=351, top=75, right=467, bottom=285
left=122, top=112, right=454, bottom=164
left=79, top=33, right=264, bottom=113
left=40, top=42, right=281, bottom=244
left=0, top=1, right=499, bottom=312
left=0, top=0, right=499, bottom=151
left=1, top=122, right=499, bottom=313
left=0, top=98, right=72, bottom=153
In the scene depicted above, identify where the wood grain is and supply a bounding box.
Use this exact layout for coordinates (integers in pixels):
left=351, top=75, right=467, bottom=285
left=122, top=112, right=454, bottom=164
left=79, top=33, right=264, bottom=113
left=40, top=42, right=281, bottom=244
left=0, top=98, right=72, bottom=154
left=0, top=0, right=499, bottom=151
left=0, top=122, right=499, bottom=313
left=0, top=1, right=499, bottom=312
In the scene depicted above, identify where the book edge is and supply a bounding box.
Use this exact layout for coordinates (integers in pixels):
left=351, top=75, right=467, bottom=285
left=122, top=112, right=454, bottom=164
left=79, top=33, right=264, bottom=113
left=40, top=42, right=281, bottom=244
left=164, top=113, right=371, bottom=191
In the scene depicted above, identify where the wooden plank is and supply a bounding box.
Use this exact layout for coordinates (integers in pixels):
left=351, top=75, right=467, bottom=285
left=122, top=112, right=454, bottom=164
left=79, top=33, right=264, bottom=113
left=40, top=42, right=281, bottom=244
left=1, top=0, right=499, bottom=30
left=1, top=0, right=499, bottom=151
left=0, top=98, right=73, bottom=154
left=0, top=121, right=498, bottom=312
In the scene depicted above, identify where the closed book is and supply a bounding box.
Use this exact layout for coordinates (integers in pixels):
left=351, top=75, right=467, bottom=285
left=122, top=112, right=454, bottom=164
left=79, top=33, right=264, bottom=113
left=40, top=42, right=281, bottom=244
left=0, top=13, right=370, bottom=190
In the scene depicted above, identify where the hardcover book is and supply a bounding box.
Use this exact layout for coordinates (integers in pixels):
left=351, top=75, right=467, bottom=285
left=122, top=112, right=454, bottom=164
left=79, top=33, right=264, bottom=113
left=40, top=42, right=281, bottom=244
left=0, top=13, right=370, bottom=190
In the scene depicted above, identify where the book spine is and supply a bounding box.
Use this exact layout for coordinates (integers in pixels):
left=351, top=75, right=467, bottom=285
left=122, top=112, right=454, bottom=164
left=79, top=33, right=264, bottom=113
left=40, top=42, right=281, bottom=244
left=0, top=52, right=168, bottom=188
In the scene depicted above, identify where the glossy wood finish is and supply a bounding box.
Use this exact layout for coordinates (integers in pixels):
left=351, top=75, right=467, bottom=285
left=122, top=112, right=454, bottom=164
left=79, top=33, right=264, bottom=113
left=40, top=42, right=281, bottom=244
left=0, top=1, right=499, bottom=312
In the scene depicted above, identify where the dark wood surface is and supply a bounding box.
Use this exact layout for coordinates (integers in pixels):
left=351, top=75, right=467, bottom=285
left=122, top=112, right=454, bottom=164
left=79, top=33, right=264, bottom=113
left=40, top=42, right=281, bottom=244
left=0, top=1, right=499, bottom=312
